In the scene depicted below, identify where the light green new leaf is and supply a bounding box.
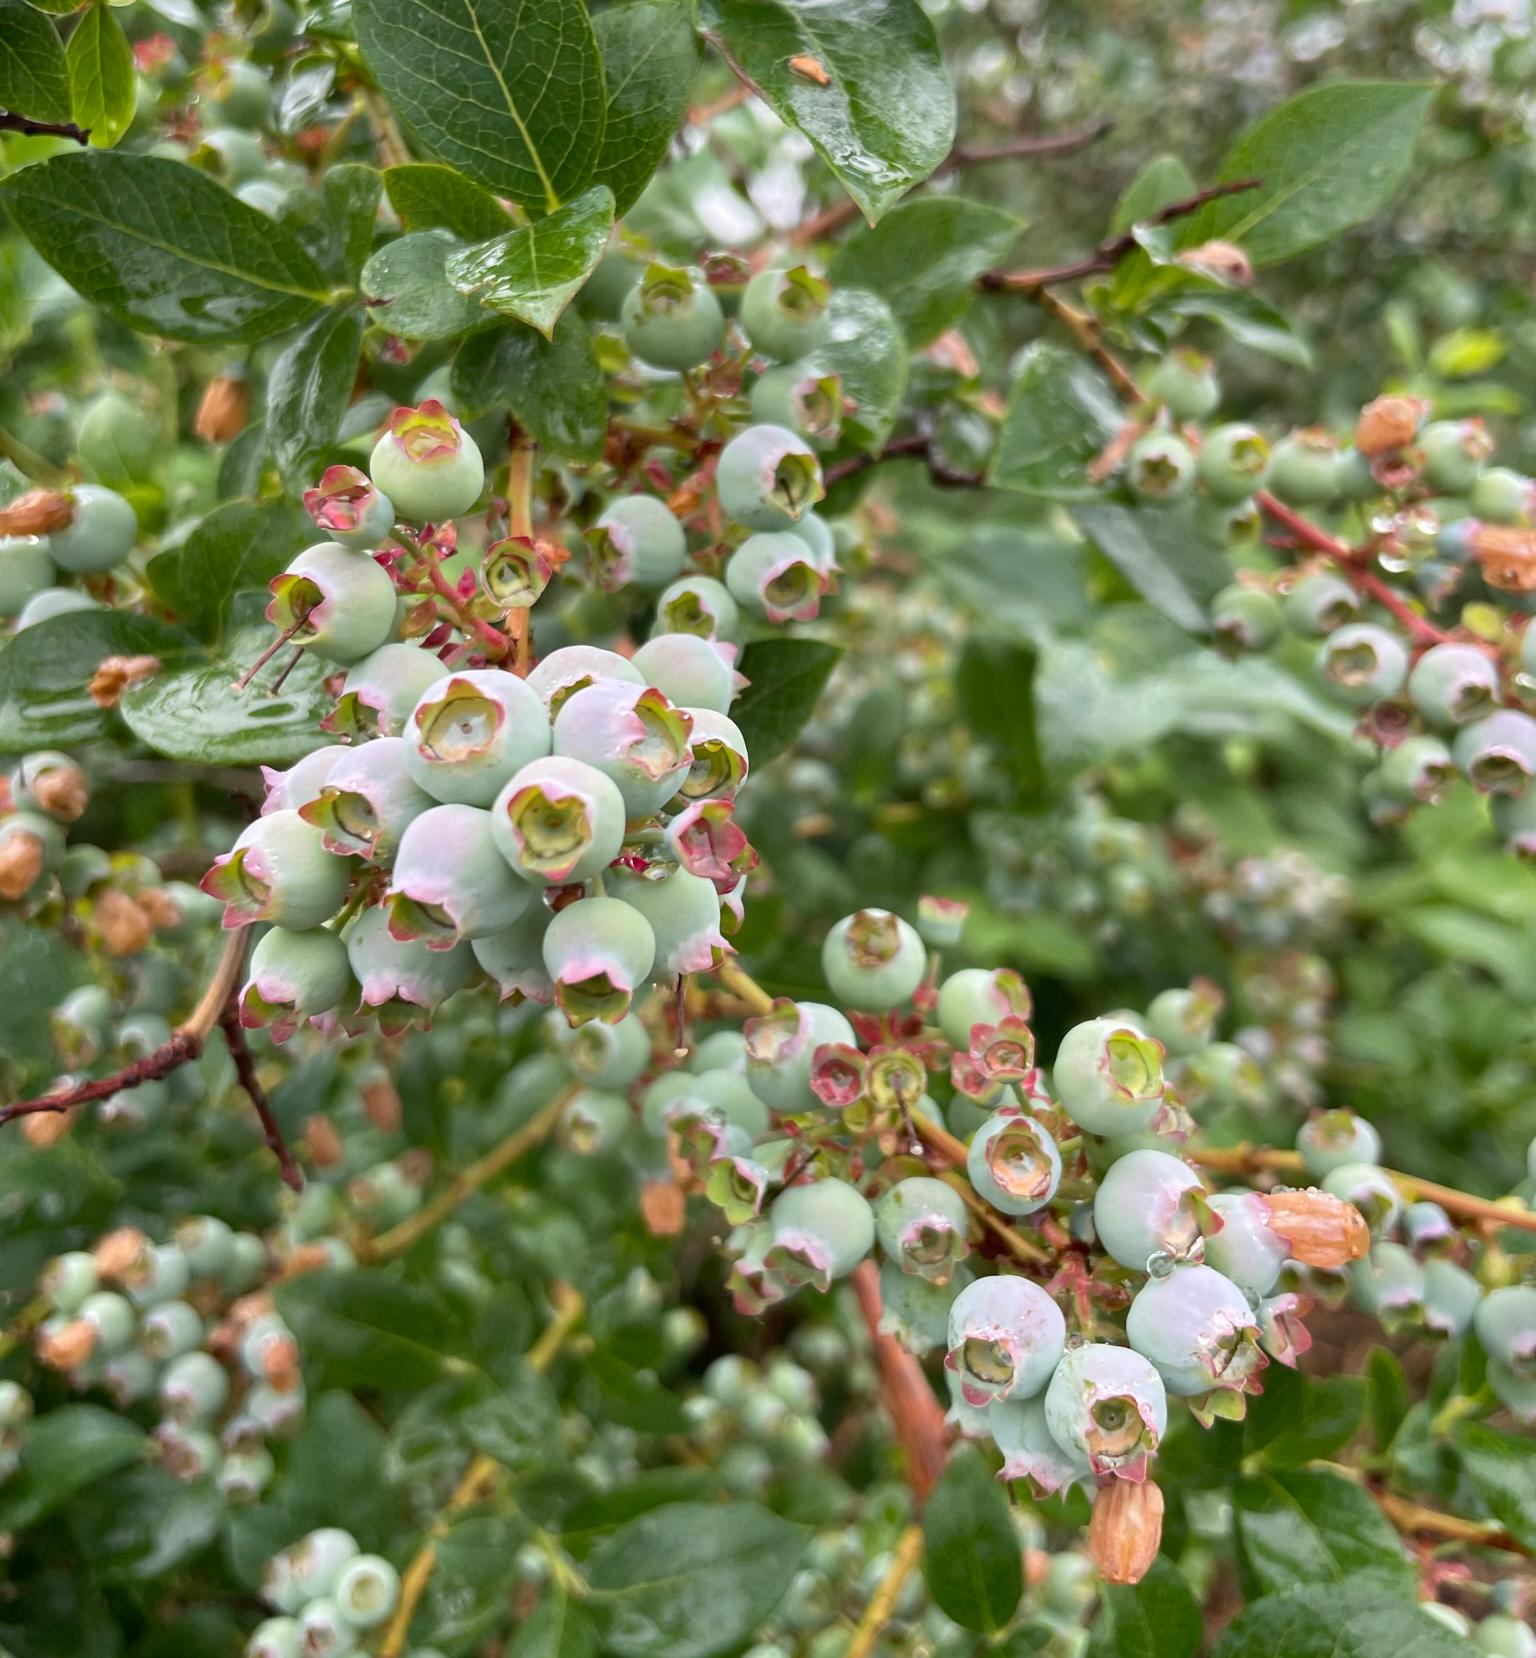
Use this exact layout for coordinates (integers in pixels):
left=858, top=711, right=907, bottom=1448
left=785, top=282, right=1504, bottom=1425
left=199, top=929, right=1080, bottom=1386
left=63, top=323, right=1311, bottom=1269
left=593, top=1, right=702, bottom=214
left=353, top=0, right=607, bottom=214
left=66, top=4, right=136, bottom=148
left=989, top=341, right=1122, bottom=500
left=446, top=185, right=614, bottom=337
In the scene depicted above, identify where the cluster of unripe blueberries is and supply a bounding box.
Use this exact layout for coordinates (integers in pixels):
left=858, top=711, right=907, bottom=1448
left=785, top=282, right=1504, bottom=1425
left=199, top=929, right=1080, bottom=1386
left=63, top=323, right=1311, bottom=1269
left=250, top=1528, right=412, bottom=1658
left=1127, top=360, right=1536, bottom=851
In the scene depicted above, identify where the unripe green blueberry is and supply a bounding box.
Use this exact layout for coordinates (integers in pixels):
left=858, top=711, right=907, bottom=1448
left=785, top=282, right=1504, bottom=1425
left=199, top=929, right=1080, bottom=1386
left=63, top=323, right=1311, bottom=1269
left=676, top=707, right=749, bottom=804
left=1267, top=427, right=1342, bottom=506
left=967, top=1110, right=1061, bottom=1217
left=878, top=1259, right=971, bottom=1354
left=198, top=125, right=267, bottom=184
left=1474, top=1285, right=1536, bottom=1376
left=1471, top=466, right=1534, bottom=525
left=621, top=262, right=725, bottom=371
left=1348, top=1239, right=1425, bottom=1328
left=0, top=535, right=54, bottom=617
left=345, top=904, right=474, bottom=1030
left=945, top=1275, right=1065, bottom=1408
left=1281, top=570, right=1360, bottom=637
left=80, top=1290, right=136, bottom=1354
left=51, top=984, right=114, bottom=1068
left=748, top=365, right=848, bottom=447
left=1092, top=1147, right=1207, bottom=1270
left=590, top=495, right=687, bottom=591
left=368, top=401, right=484, bottom=524
left=1321, top=1161, right=1403, bottom=1236
left=77, top=390, right=158, bottom=484
left=247, top=1617, right=303, bottom=1658
left=657, top=575, right=740, bottom=643
left=301, top=738, right=435, bottom=863
left=1454, top=708, right=1536, bottom=795
left=542, top=894, right=657, bottom=1025
left=1492, top=788, right=1536, bottom=858
left=406, top=668, right=551, bottom=807
left=491, top=755, right=625, bottom=886
left=1210, top=584, right=1282, bottom=652
left=333, top=1554, right=401, bottom=1629
left=297, top=1599, right=354, bottom=1658
left=1298, top=1109, right=1381, bottom=1178
left=716, top=425, right=825, bottom=531
left=1407, top=641, right=1500, bottom=728
left=1421, top=1256, right=1481, bottom=1338
left=327, top=644, right=446, bottom=741
left=201, top=809, right=350, bottom=929
left=240, top=924, right=352, bottom=1040
left=260, top=745, right=349, bottom=816
left=821, top=909, right=926, bottom=1012
left=15, top=587, right=102, bottom=628
left=1126, top=431, right=1196, bottom=501
left=244, top=1379, right=308, bottom=1440
left=1202, top=1191, right=1289, bottom=1299
left=1052, top=1018, right=1165, bottom=1136
left=207, top=58, right=270, bottom=127
left=562, top=1086, right=633, bottom=1154
left=41, top=1249, right=99, bottom=1314
left=1147, top=349, right=1220, bottom=421
left=160, top=1349, right=231, bottom=1424
left=610, top=862, right=727, bottom=978
left=936, top=968, right=1031, bottom=1050
left=303, top=464, right=395, bottom=550
left=1333, top=447, right=1379, bottom=502
left=725, top=531, right=831, bottom=623
left=48, top=484, right=137, bottom=573
left=1379, top=734, right=1455, bottom=803
left=741, top=265, right=832, bottom=361
left=1474, top=1614, right=1536, bottom=1658
left=1126, top=1264, right=1263, bottom=1397
left=1145, top=982, right=1223, bottom=1055
left=266, top=542, right=397, bottom=666
left=263, top=1529, right=360, bottom=1614
left=765, top=1178, right=874, bottom=1292
left=387, top=803, right=531, bottom=947
left=139, top=1297, right=203, bottom=1360
left=1043, top=1341, right=1167, bottom=1480
left=1419, top=418, right=1494, bottom=494
left=633, top=632, right=736, bottom=714
left=1198, top=425, right=1272, bottom=502
left=744, top=999, right=857, bottom=1114
left=473, top=905, right=553, bottom=1005
left=552, top=681, right=694, bottom=817
left=1316, top=622, right=1409, bottom=705
left=526, top=645, right=645, bottom=718
left=555, top=1008, right=651, bottom=1089
left=223, top=1232, right=269, bottom=1292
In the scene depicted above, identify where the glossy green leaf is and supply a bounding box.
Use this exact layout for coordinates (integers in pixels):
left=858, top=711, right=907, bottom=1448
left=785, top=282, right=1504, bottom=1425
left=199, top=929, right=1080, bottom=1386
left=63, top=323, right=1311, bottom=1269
left=119, top=626, right=334, bottom=765
left=1158, top=285, right=1313, bottom=369
left=385, top=162, right=514, bottom=240
left=275, top=1268, right=464, bottom=1390
left=699, top=0, right=954, bottom=223
left=1110, top=154, right=1197, bottom=234
left=1211, top=1579, right=1477, bottom=1658
left=1367, top=1348, right=1412, bottom=1453
left=0, top=0, right=71, bottom=125
left=66, top=4, right=135, bottom=149
left=457, top=1362, right=564, bottom=1468
left=509, top=1593, right=596, bottom=1658
left=1233, top=1469, right=1414, bottom=1599
left=922, top=1445, right=1023, bottom=1633
left=830, top=197, right=1023, bottom=346
left=0, top=1406, right=145, bottom=1532
left=1074, top=502, right=1229, bottom=634
left=3, top=153, right=331, bottom=343
left=989, top=341, right=1122, bottom=500
left=286, top=162, right=384, bottom=283
left=731, top=638, right=841, bottom=764
left=1087, top=1557, right=1202, bottom=1658
left=361, top=229, right=489, bottom=341
left=66, top=1467, right=223, bottom=1583
left=807, top=286, right=908, bottom=457
left=419, top=1513, right=530, bottom=1652
left=446, top=185, right=614, bottom=336
left=593, top=1, right=702, bottom=214
left=0, top=609, right=195, bottom=752
left=586, top=1501, right=807, bottom=1658
left=1241, top=1366, right=1366, bottom=1469
left=1184, top=81, right=1437, bottom=267
left=265, top=306, right=366, bottom=489
left=144, top=499, right=313, bottom=644
left=354, top=0, right=607, bottom=213
left=1454, top=1421, right=1536, bottom=1549
left=453, top=311, right=608, bottom=462
left=956, top=637, right=1042, bottom=794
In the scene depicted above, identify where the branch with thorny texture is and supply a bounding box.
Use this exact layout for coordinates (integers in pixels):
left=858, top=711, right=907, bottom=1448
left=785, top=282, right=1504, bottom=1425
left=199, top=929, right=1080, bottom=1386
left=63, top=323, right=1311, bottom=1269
left=0, top=930, right=249, bottom=1126
left=978, top=177, right=1262, bottom=293
left=377, top=1283, right=586, bottom=1658
left=0, top=110, right=90, bottom=144
left=217, top=1003, right=303, bottom=1192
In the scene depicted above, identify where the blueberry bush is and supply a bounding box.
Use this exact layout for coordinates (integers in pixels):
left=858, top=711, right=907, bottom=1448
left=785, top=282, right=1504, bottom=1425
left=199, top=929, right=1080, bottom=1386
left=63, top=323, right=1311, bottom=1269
left=2, top=2, right=1536, bottom=1655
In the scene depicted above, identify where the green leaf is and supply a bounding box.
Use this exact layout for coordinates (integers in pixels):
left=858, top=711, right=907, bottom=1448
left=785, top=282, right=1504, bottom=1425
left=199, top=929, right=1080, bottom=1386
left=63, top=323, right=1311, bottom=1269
left=446, top=185, right=615, bottom=337
left=143, top=499, right=313, bottom=645
left=830, top=198, right=1023, bottom=347
left=586, top=1501, right=807, bottom=1658
left=731, top=638, right=842, bottom=764
left=1034, top=639, right=1182, bottom=776
left=65, top=3, right=135, bottom=149
left=699, top=0, right=955, bottom=222
left=361, top=229, right=490, bottom=341
left=956, top=638, right=1042, bottom=794
left=922, top=1446, right=1023, bottom=1634
left=0, top=0, right=71, bottom=125
left=1211, top=1580, right=1477, bottom=1658
left=287, top=162, right=384, bottom=284
left=1074, top=502, right=1230, bottom=633
left=0, top=609, right=195, bottom=753
left=0, top=1570, right=122, bottom=1658
left=3, top=153, right=331, bottom=343
left=1110, top=154, right=1197, bottom=234
left=1087, top=1557, right=1202, bottom=1658
left=593, top=1, right=702, bottom=214
left=453, top=311, right=608, bottom=463
left=584, top=1350, right=688, bottom=1435
left=808, top=287, right=908, bottom=458
left=989, top=341, right=1122, bottom=500
left=1232, top=1469, right=1414, bottom=1599
left=509, top=1594, right=596, bottom=1658
left=0, top=1406, right=145, bottom=1533
left=0, top=916, right=87, bottom=1072
left=1367, top=1348, right=1412, bottom=1453
left=385, top=162, right=515, bottom=240
left=354, top=0, right=608, bottom=214
left=1454, top=1421, right=1536, bottom=1549
left=265, top=307, right=367, bottom=490
left=419, top=1513, right=530, bottom=1652
left=1184, top=82, right=1437, bottom=267
left=275, top=1268, right=464, bottom=1390
left=1240, top=1366, right=1365, bottom=1469
left=66, top=1466, right=223, bottom=1583
left=457, top=1362, right=564, bottom=1469
left=119, top=626, right=334, bottom=765
left=1159, top=286, right=1313, bottom=370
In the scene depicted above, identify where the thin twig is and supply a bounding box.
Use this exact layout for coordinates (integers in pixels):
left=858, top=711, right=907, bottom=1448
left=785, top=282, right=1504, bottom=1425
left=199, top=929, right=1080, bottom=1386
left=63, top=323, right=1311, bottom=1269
left=823, top=430, right=985, bottom=492
left=0, top=110, right=90, bottom=144
left=0, top=932, right=248, bottom=1125
left=846, top=1523, right=925, bottom=1658
left=1374, top=1489, right=1535, bottom=1559
left=218, top=1004, right=302, bottom=1191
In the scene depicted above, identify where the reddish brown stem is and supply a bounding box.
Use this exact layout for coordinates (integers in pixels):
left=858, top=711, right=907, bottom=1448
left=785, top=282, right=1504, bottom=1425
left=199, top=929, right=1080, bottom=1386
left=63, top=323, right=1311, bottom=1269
left=849, top=1261, right=948, bottom=1503
left=0, top=110, right=90, bottom=144
left=218, top=1004, right=303, bottom=1191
